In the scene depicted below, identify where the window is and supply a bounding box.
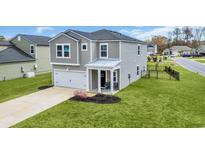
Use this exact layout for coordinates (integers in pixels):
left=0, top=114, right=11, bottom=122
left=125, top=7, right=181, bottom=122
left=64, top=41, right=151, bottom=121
left=100, top=43, right=108, bottom=58
left=57, top=45, right=63, bottom=57
left=81, top=43, right=87, bottom=51
left=137, top=65, right=140, bottom=75
left=56, top=44, right=70, bottom=58
left=137, top=45, right=141, bottom=55
left=30, top=45, right=35, bottom=54
left=64, top=45, right=70, bottom=57
left=113, top=71, right=118, bottom=83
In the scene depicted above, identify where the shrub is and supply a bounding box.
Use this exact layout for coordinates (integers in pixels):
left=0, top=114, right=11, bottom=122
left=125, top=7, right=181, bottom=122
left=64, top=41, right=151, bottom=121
left=147, top=56, right=151, bottom=62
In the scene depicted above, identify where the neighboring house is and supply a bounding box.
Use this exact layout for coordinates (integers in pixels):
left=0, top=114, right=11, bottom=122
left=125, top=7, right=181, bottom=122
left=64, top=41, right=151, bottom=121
left=163, top=46, right=192, bottom=56
left=147, top=43, right=157, bottom=55
left=49, top=29, right=147, bottom=94
left=0, top=34, right=51, bottom=81
left=198, top=45, right=205, bottom=56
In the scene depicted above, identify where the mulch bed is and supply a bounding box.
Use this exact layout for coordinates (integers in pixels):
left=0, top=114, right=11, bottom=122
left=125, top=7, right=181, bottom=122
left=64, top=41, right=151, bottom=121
left=70, top=93, right=121, bottom=104
left=38, top=85, right=53, bottom=90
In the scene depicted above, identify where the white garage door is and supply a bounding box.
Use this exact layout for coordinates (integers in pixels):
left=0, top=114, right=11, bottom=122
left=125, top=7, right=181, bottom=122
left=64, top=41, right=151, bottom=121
left=54, top=70, right=86, bottom=89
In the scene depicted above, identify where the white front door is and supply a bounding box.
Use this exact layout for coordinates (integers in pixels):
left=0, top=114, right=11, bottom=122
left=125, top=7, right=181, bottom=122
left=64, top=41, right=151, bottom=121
left=54, top=70, right=86, bottom=89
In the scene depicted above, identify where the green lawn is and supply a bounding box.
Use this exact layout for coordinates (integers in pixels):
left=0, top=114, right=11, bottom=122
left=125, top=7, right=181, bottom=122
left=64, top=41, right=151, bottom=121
left=188, top=57, right=205, bottom=63
left=195, top=59, right=205, bottom=63
left=0, top=73, right=52, bottom=103
left=12, top=64, right=205, bottom=128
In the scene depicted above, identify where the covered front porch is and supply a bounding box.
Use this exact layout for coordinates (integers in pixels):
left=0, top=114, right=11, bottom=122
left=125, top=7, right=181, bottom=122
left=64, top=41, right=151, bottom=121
left=85, top=60, right=121, bottom=94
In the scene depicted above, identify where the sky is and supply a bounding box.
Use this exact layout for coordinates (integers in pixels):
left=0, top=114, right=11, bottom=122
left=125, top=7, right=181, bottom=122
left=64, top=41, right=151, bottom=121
left=0, top=26, right=175, bottom=41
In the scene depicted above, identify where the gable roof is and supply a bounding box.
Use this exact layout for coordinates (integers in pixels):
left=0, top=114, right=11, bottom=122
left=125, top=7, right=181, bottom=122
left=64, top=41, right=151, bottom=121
left=0, top=46, right=35, bottom=64
left=0, top=40, right=12, bottom=46
left=13, top=34, right=51, bottom=46
left=170, top=46, right=192, bottom=51
left=63, top=29, right=144, bottom=43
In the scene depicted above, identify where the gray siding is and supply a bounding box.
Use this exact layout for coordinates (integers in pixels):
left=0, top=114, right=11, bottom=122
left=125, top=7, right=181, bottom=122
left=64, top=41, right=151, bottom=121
left=36, top=46, right=51, bottom=73
left=11, top=36, right=35, bottom=58
left=50, top=34, right=91, bottom=71
left=94, top=41, right=119, bottom=60
left=120, top=42, right=147, bottom=89
left=0, top=61, right=35, bottom=81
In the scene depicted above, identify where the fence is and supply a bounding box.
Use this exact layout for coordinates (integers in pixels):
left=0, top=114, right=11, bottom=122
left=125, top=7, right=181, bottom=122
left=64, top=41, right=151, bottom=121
left=145, top=65, right=180, bottom=81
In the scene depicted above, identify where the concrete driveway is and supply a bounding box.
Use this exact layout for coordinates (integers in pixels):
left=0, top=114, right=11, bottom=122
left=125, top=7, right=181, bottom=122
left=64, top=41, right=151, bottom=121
left=174, top=57, right=205, bottom=76
left=0, top=87, right=75, bottom=128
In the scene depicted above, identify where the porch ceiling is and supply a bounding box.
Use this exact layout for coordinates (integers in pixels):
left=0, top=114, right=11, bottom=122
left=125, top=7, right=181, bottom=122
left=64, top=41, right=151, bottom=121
left=85, top=59, right=121, bottom=69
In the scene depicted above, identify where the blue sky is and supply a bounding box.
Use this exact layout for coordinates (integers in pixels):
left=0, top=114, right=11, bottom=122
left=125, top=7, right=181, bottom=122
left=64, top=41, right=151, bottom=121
left=0, top=26, right=174, bottom=40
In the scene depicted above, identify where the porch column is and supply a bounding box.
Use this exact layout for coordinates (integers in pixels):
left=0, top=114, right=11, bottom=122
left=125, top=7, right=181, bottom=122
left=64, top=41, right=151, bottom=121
left=110, top=69, right=114, bottom=93
left=98, top=69, right=101, bottom=93
left=86, top=68, right=89, bottom=91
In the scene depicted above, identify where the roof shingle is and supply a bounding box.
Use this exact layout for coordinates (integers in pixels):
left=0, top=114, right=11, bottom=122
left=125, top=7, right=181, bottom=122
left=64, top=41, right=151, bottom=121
left=0, top=47, right=35, bottom=64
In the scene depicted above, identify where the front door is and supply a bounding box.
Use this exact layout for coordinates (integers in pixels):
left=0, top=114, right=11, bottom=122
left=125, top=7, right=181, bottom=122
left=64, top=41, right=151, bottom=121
left=101, top=71, right=106, bottom=87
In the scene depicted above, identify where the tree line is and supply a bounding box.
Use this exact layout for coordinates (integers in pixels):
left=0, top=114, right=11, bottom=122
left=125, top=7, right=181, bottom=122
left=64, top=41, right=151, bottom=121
left=146, top=27, right=205, bottom=54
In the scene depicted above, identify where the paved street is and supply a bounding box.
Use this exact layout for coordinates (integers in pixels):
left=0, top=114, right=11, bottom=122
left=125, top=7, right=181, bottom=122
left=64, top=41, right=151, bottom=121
left=174, top=57, right=205, bottom=76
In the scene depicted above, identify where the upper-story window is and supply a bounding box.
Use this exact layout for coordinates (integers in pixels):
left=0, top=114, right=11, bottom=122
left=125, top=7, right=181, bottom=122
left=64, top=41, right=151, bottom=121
left=100, top=43, right=108, bottom=59
left=81, top=43, right=87, bottom=51
left=30, top=45, right=35, bottom=54
left=137, top=45, right=141, bottom=55
left=56, top=44, right=71, bottom=58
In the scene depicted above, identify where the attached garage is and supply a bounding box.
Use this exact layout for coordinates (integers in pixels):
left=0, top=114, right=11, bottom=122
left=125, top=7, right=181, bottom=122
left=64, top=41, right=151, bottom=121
left=54, top=69, right=86, bottom=89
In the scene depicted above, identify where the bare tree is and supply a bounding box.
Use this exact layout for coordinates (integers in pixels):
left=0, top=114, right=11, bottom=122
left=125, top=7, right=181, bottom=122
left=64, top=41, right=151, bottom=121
left=192, top=27, right=205, bottom=54
left=172, top=27, right=181, bottom=42
left=182, top=27, right=193, bottom=42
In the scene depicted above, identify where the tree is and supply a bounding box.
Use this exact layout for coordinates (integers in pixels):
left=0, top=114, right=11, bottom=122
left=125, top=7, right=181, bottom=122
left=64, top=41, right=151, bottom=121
left=151, top=35, right=168, bottom=54
left=182, top=27, right=193, bottom=42
left=172, top=27, right=181, bottom=42
left=192, top=27, right=205, bottom=53
left=0, top=35, right=5, bottom=41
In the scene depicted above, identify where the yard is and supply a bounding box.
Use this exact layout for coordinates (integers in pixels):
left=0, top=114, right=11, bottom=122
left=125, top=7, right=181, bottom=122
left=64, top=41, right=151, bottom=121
left=0, top=73, right=52, bottom=103
left=188, top=57, right=205, bottom=63
left=12, top=63, right=205, bottom=128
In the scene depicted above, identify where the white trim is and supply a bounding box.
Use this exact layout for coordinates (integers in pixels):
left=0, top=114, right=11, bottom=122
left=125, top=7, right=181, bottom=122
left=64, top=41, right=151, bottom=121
left=113, top=70, right=118, bottom=83
left=56, top=43, right=71, bottom=59
left=86, top=68, right=89, bottom=91
left=98, top=69, right=101, bottom=93
left=49, top=33, right=78, bottom=42
left=30, top=44, right=35, bottom=54
left=90, top=41, right=92, bottom=62
left=51, top=62, right=80, bottom=66
left=81, top=43, right=88, bottom=51
left=77, top=42, right=79, bottom=64
left=54, top=68, right=86, bottom=73
left=70, top=31, right=91, bottom=41
left=99, top=43, right=108, bottom=59
left=110, top=69, right=114, bottom=93
left=90, top=69, right=92, bottom=90
left=105, top=70, right=108, bottom=82
left=119, top=41, right=121, bottom=60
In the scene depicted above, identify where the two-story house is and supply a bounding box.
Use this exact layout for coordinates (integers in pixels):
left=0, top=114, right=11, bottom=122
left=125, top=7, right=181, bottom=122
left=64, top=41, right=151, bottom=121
left=0, top=34, right=51, bottom=81
left=49, top=29, right=147, bottom=94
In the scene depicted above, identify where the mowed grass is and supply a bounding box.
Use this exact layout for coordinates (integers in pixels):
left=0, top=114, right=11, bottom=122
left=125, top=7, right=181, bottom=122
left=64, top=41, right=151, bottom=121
left=188, top=57, right=205, bottom=63
left=13, top=64, right=205, bottom=128
left=0, top=73, right=51, bottom=103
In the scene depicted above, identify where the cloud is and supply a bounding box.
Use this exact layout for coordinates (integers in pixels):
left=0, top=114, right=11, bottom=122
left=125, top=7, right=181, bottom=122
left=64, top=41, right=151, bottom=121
left=119, top=26, right=175, bottom=40
left=36, top=26, right=53, bottom=33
